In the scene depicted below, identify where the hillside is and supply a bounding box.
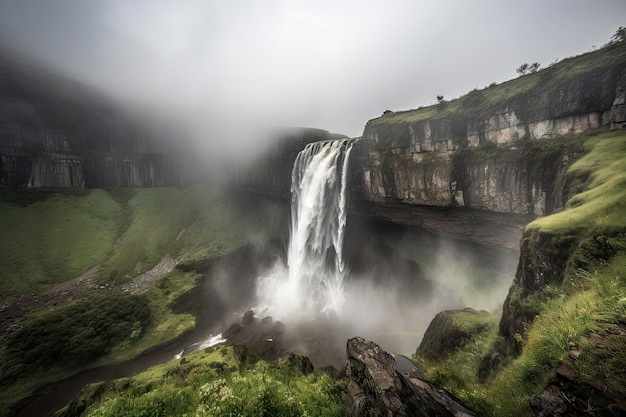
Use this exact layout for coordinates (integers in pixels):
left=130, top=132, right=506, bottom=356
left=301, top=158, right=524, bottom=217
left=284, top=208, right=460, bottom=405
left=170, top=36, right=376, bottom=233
left=0, top=186, right=286, bottom=415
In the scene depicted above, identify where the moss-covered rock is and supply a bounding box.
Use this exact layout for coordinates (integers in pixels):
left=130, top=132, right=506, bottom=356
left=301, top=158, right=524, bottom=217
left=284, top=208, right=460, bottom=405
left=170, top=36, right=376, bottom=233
left=416, top=309, right=494, bottom=361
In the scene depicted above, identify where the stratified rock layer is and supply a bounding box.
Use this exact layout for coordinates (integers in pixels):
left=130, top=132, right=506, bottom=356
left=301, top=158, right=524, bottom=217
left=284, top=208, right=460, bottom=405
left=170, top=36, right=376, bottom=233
left=346, top=337, right=476, bottom=417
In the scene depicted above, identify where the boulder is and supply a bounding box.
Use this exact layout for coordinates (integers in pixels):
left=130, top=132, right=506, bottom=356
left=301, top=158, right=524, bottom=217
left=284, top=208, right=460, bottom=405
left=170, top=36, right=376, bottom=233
left=279, top=352, right=314, bottom=375
left=346, top=337, right=476, bottom=417
left=242, top=310, right=255, bottom=326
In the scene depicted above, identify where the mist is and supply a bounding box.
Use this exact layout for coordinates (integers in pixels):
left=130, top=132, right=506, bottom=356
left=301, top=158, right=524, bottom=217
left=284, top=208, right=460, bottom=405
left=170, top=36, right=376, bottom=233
left=0, top=0, right=620, bottom=370
left=1, top=0, right=625, bottom=166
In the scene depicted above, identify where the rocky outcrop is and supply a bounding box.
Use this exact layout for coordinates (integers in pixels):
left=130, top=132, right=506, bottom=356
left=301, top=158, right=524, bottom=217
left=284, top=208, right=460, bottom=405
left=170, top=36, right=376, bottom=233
left=416, top=309, right=493, bottom=361
left=346, top=337, right=476, bottom=417
left=354, top=42, right=626, bottom=216
left=238, top=44, right=626, bottom=248
left=0, top=130, right=208, bottom=188
left=348, top=135, right=582, bottom=248
left=530, top=359, right=626, bottom=417
left=0, top=49, right=208, bottom=189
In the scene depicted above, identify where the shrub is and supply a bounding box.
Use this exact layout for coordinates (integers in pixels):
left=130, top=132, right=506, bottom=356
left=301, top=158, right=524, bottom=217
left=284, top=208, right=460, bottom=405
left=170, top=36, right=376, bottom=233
left=1, top=294, right=150, bottom=383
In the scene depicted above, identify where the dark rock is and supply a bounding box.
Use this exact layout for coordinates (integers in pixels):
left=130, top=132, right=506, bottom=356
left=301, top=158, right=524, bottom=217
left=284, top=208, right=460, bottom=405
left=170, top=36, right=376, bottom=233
left=417, top=309, right=493, bottom=360
left=262, top=316, right=273, bottom=325
left=232, top=344, right=259, bottom=365
left=242, top=310, right=255, bottom=326
left=530, top=385, right=583, bottom=417
left=222, top=322, right=242, bottom=339
left=320, top=365, right=345, bottom=379
left=346, top=337, right=477, bottom=417
left=279, top=352, right=314, bottom=375
left=273, top=321, right=285, bottom=337
left=556, top=363, right=579, bottom=382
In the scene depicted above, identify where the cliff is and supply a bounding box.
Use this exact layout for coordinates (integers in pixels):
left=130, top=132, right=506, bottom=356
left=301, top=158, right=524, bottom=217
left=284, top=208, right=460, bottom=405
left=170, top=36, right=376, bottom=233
left=0, top=48, right=206, bottom=188
left=238, top=42, right=626, bottom=250
left=350, top=40, right=626, bottom=228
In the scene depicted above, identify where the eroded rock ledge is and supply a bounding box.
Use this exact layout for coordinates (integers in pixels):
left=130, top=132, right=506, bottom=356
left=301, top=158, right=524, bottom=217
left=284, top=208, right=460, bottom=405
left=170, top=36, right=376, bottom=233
left=346, top=336, right=476, bottom=417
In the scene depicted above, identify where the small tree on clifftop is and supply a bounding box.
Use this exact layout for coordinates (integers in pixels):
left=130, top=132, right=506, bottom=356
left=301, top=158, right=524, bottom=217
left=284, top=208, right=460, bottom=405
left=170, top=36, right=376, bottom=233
left=611, top=27, right=626, bottom=43
left=517, top=62, right=540, bottom=76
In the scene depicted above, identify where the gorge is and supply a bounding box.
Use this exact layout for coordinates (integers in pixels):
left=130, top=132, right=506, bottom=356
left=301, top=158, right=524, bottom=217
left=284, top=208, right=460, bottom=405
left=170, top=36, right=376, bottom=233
left=1, top=36, right=626, bottom=417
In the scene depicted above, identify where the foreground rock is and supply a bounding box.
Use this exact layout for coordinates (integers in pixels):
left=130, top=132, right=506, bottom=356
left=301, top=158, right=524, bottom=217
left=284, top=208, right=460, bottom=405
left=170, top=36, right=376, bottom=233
left=346, top=337, right=476, bottom=417
left=416, top=308, right=493, bottom=361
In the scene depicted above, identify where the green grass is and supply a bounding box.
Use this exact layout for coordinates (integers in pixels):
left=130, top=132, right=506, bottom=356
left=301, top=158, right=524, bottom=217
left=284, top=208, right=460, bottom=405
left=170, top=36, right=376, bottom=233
left=60, top=345, right=345, bottom=417
left=412, top=311, right=499, bottom=414
left=0, top=186, right=283, bottom=416
left=0, top=188, right=123, bottom=295
left=0, top=185, right=277, bottom=297
left=100, top=268, right=200, bottom=365
left=100, top=185, right=271, bottom=284
left=412, top=130, right=626, bottom=416
left=368, top=41, right=626, bottom=127
left=531, top=131, right=626, bottom=234
left=414, top=259, right=626, bottom=416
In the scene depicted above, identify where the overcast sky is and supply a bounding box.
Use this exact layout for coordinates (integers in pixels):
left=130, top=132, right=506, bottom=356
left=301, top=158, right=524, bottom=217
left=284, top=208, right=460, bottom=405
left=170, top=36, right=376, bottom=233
left=1, top=0, right=625, bottom=141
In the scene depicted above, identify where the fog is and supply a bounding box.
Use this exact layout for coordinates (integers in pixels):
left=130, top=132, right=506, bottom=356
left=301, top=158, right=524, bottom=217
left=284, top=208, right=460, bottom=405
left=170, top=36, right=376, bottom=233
left=1, top=0, right=625, bottom=161
left=0, top=0, right=620, bottom=366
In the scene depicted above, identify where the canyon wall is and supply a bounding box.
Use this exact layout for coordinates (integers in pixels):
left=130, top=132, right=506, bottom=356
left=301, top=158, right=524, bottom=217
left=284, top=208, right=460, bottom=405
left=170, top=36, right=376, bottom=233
left=241, top=43, right=626, bottom=249
left=0, top=49, right=209, bottom=188
left=0, top=126, right=208, bottom=188
left=354, top=43, right=626, bottom=214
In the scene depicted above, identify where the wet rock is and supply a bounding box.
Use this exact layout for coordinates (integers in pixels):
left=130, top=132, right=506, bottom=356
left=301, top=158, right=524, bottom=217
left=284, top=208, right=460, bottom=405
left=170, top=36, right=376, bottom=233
left=279, top=352, right=314, bottom=375
left=242, top=310, right=255, bottom=326
left=416, top=309, right=492, bottom=361
left=530, top=385, right=573, bottom=417
left=346, top=337, right=476, bottom=417
left=222, top=322, right=242, bottom=339
left=273, top=321, right=285, bottom=337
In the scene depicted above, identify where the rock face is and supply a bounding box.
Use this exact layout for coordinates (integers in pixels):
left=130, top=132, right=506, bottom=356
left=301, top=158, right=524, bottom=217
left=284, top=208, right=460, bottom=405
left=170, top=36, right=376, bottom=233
left=0, top=128, right=207, bottom=188
left=235, top=127, right=339, bottom=198
left=239, top=43, right=626, bottom=248
left=0, top=49, right=207, bottom=188
left=352, top=42, right=626, bottom=218
left=530, top=359, right=626, bottom=417
left=416, top=309, right=493, bottom=361
left=346, top=337, right=476, bottom=417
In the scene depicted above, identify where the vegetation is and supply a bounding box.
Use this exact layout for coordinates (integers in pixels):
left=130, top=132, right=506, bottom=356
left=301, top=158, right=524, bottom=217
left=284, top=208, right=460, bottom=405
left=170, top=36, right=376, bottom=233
left=516, top=62, right=540, bottom=75
left=0, top=185, right=283, bottom=415
left=1, top=294, right=150, bottom=383
left=413, top=130, right=626, bottom=416
left=56, top=345, right=345, bottom=417
left=0, top=188, right=123, bottom=295
left=367, top=39, right=626, bottom=126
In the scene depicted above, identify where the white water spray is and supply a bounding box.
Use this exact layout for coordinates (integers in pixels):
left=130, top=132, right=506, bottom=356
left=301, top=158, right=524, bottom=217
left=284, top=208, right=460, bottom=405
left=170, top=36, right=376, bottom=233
left=257, top=139, right=354, bottom=318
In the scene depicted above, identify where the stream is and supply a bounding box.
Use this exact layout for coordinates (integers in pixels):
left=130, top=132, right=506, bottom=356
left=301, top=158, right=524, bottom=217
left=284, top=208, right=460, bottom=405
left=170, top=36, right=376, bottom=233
left=15, top=243, right=268, bottom=417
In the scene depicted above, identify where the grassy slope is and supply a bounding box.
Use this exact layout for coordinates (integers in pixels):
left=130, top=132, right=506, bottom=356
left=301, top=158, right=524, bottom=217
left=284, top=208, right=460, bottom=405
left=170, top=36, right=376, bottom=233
left=0, top=186, right=271, bottom=297
left=367, top=40, right=626, bottom=127
left=57, top=345, right=345, bottom=417
left=0, top=189, right=122, bottom=296
left=412, top=130, right=626, bottom=416
left=0, top=185, right=280, bottom=415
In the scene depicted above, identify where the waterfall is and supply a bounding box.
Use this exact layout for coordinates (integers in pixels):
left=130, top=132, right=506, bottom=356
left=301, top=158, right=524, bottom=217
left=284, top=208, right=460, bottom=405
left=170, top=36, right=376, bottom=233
left=257, top=139, right=354, bottom=318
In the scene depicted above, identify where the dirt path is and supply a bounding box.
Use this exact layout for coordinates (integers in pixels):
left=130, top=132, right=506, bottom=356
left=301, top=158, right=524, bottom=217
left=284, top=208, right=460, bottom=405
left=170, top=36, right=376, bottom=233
left=0, top=256, right=185, bottom=345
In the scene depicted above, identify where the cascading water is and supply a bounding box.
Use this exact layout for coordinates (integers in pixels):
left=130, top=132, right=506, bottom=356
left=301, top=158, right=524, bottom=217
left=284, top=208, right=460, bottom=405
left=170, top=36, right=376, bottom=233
left=257, top=139, right=354, bottom=318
